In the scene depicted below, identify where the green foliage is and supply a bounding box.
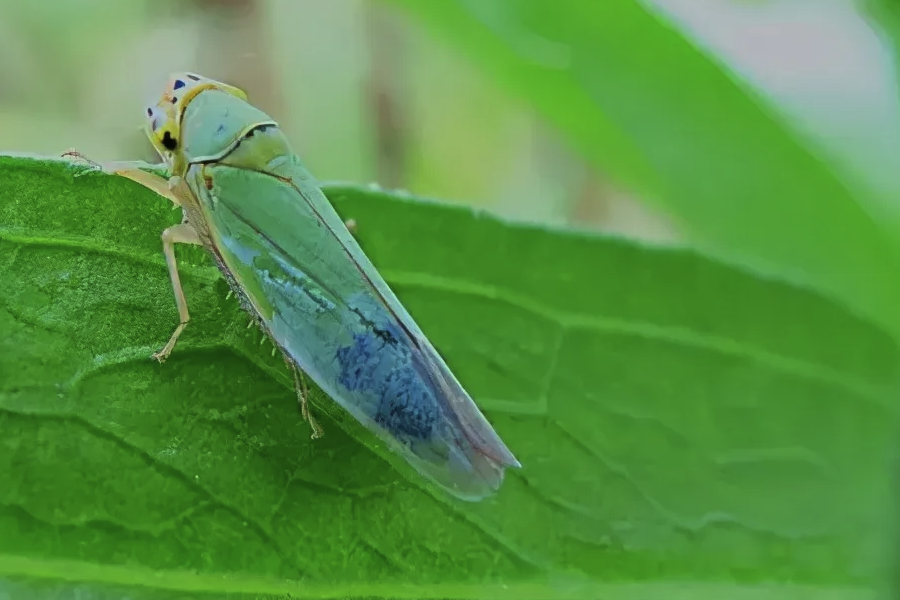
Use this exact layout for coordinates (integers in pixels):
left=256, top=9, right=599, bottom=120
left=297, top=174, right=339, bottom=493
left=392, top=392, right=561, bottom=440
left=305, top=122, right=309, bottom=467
left=865, top=0, right=900, bottom=97
left=0, top=155, right=894, bottom=598
left=379, top=0, right=900, bottom=342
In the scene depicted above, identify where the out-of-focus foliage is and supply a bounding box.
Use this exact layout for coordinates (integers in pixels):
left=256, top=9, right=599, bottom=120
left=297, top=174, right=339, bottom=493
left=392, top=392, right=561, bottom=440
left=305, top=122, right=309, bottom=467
left=0, top=0, right=658, bottom=235
left=379, top=0, right=900, bottom=342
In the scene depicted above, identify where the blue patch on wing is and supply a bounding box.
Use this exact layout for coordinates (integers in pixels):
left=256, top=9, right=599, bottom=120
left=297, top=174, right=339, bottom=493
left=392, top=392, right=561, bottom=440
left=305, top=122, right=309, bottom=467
left=335, top=322, right=440, bottom=441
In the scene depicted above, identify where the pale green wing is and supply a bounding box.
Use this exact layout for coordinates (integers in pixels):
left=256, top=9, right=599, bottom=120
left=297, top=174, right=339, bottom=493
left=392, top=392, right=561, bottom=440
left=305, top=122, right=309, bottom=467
left=186, top=134, right=519, bottom=500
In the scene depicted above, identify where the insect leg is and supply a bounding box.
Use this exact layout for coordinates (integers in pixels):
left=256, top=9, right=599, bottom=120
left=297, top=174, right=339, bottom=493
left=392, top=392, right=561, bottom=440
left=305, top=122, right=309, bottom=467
left=62, top=149, right=183, bottom=208
left=285, top=357, right=324, bottom=439
left=152, top=222, right=202, bottom=363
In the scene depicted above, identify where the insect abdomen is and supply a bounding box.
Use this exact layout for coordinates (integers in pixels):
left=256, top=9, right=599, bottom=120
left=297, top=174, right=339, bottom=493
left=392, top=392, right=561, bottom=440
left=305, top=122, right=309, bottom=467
left=335, top=323, right=440, bottom=442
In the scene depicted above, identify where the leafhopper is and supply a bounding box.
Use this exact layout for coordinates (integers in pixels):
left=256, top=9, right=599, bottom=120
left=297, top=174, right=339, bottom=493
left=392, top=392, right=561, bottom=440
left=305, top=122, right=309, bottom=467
left=65, top=73, right=520, bottom=501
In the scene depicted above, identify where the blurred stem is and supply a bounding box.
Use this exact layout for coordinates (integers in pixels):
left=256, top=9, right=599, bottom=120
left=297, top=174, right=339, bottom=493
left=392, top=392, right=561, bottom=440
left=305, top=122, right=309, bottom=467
left=569, top=168, right=612, bottom=227
left=365, top=4, right=409, bottom=189
left=192, top=0, right=282, bottom=119
left=530, top=120, right=615, bottom=229
left=568, top=158, right=679, bottom=242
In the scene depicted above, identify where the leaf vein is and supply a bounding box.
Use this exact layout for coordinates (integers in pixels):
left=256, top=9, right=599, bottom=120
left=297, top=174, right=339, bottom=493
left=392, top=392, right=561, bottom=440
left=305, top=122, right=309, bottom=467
left=0, top=408, right=316, bottom=579
left=383, top=270, right=893, bottom=405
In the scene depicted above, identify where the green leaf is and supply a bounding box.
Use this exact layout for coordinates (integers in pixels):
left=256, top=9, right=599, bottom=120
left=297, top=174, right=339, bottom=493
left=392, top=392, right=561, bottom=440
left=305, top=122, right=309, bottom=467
left=865, top=1, right=900, bottom=122
left=0, top=155, right=895, bottom=598
left=378, top=0, right=900, bottom=340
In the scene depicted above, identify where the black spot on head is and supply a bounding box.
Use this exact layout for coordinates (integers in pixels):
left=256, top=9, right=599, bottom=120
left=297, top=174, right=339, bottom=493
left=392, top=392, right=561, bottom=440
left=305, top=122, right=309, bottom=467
left=173, top=79, right=185, bottom=90
left=161, top=131, right=177, bottom=151
left=170, top=96, right=178, bottom=104
left=146, top=107, right=153, bottom=117
left=187, top=74, right=200, bottom=81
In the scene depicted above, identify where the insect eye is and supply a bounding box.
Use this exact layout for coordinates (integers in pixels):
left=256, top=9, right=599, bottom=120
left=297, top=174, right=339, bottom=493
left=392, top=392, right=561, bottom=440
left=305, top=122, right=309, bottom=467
left=173, top=79, right=185, bottom=90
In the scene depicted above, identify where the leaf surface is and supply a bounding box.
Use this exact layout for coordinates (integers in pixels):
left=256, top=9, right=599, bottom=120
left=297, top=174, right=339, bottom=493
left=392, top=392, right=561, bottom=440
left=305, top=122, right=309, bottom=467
left=0, top=155, right=894, bottom=598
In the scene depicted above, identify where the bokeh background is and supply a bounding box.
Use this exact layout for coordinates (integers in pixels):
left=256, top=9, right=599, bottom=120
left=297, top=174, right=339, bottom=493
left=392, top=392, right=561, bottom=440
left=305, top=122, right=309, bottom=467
left=4, top=0, right=895, bottom=244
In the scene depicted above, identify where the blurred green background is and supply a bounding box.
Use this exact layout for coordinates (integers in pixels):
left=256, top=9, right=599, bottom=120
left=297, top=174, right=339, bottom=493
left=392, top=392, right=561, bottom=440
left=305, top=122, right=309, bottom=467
left=4, top=0, right=900, bottom=265
left=3, top=0, right=898, bottom=249
left=0, top=0, right=686, bottom=238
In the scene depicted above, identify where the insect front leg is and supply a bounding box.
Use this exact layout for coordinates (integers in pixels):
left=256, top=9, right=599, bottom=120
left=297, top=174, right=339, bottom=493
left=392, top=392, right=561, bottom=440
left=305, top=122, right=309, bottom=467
left=62, top=149, right=182, bottom=209
left=152, top=222, right=203, bottom=363
left=285, top=357, right=324, bottom=439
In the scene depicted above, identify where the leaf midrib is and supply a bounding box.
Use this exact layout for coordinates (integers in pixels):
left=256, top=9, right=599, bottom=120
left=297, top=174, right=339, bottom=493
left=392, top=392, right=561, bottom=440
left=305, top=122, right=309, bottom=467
left=0, top=553, right=872, bottom=600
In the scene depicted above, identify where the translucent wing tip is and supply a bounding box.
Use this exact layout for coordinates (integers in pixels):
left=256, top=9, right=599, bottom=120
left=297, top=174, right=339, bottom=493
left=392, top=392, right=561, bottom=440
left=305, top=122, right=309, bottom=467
left=406, top=430, right=522, bottom=502
left=433, top=383, right=522, bottom=500
left=435, top=454, right=509, bottom=502
left=481, top=434, right=522, bottom=470
left=455, top=402, right=522, bottom=472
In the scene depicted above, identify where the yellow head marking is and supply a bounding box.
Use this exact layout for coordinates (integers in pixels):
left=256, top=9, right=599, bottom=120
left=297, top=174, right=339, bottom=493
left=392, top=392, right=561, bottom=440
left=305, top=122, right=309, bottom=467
left=144, top=72, right=249, bottom=160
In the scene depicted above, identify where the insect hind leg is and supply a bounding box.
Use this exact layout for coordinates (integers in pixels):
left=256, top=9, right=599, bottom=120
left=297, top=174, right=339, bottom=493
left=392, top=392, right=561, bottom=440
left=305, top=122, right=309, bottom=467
left=285, top=356, right=324, bottom=439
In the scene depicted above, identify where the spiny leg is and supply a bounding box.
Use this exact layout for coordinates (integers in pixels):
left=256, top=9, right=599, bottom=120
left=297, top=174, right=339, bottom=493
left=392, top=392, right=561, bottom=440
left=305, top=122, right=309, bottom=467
left=62, top=149, right=101, bottom=172
left=285, top=357, right=324, bottom=439
left=62, top=149, right=183, bottom=209
left=152, top=222, right=202, bottom=363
